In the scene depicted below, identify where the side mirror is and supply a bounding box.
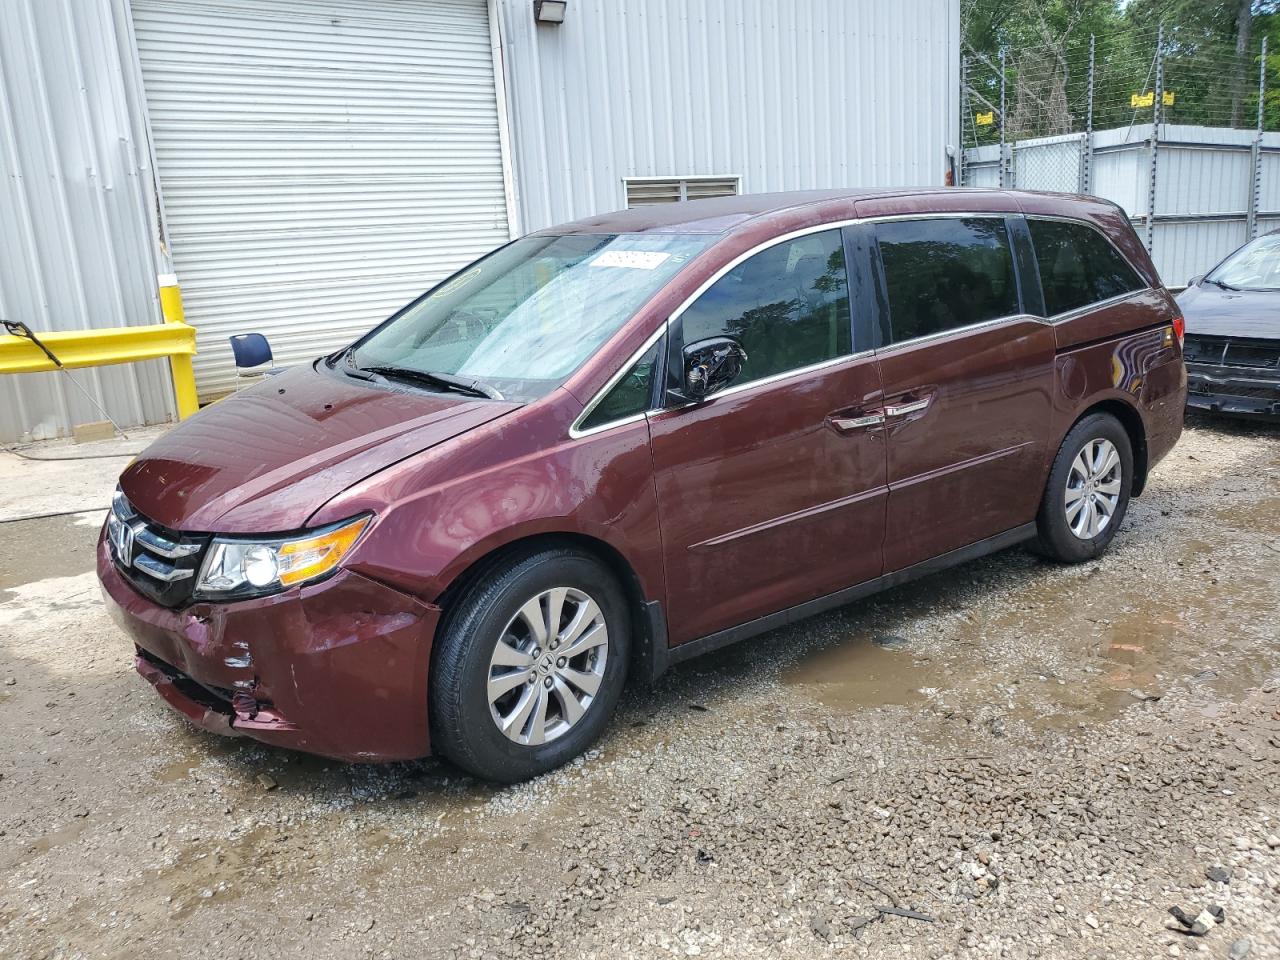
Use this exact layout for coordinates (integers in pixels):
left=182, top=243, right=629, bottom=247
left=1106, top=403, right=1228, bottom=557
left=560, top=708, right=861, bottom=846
left=673, top=336, right=748, bottom=403
left=1188, top=275, right=1204, bottom=287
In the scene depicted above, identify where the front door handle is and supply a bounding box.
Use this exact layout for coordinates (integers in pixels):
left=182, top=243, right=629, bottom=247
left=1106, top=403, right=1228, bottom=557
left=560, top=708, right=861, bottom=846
left=831, top=413, right=885, bottom=431
left=885, top=397, right=931, bottom=417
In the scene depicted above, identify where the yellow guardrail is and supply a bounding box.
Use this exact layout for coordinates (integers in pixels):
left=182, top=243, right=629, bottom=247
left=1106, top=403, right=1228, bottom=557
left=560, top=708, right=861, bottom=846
left=0, top=274, right=199, bottom=421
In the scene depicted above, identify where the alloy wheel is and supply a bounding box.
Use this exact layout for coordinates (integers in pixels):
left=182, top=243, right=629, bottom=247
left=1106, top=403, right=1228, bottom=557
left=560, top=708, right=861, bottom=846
left=1064, top=437, right=1122, bottom=540
left=487, top=587, right=609, bottom=746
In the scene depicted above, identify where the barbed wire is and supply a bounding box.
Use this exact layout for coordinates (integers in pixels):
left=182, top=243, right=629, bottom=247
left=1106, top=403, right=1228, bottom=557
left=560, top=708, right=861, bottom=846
left=962, top=26, right=1277, bottom=150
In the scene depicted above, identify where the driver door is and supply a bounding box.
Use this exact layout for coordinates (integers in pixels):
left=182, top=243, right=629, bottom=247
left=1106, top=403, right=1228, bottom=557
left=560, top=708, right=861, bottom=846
left=647, top=229, right=887, bottom=646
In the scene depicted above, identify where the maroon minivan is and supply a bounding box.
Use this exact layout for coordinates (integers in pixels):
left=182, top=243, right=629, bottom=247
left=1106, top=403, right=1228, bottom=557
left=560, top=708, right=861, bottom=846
left=99, top=189, right=1187, bottom=782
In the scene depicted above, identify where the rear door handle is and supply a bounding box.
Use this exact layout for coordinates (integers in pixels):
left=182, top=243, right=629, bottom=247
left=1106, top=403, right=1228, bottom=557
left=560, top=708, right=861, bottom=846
left=831, top=413, right=885, bottom=431
left=885, top=398, right=930, bottom=417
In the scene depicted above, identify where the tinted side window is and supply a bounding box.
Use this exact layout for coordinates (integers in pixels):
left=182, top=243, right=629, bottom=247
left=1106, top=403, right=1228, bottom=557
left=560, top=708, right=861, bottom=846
left=876, top=217, right=1019, bottom=344
left=677, top=229, right=851, bottom=386
left=579, top=341, right=660, bottom=431
left=1028, top=219, right=1145, bottom=316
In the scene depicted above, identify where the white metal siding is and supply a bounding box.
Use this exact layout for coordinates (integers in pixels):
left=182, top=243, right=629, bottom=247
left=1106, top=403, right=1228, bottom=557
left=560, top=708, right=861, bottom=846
left=0, top=0, right=173, bottom=443
left=967, top=126, right=1280, bottom=283
left=132, top=0, right=511, bottom=398
left=497, top=0, right=961, bottom=232
left=1156, top=146, right=1252, bottom=218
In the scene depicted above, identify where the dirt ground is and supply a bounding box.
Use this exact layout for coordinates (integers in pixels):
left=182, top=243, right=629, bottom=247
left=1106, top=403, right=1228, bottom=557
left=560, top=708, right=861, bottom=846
left=1, top=414, right=1277, bottom=960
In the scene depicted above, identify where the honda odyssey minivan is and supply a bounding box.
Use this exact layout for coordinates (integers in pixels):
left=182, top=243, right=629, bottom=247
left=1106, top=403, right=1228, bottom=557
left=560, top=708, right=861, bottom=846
left=99, top=189, right=1187, bottom=782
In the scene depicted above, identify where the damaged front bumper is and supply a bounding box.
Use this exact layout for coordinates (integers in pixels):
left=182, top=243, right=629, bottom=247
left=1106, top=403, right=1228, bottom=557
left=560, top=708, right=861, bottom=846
left=98, top=536, right=441, bottom=762
left=1185, top=362, right=1280, bottom=419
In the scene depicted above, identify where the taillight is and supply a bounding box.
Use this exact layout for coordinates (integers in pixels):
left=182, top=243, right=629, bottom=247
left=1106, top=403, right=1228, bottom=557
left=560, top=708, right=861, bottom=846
left=1171, top=316, right=1185, bottom=348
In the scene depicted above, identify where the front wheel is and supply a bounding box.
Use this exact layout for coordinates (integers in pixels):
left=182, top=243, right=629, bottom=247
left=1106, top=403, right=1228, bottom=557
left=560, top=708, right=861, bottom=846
left=429, top=547, right=629, bottom=783
left=1034, top=412, right=1134, bottom=563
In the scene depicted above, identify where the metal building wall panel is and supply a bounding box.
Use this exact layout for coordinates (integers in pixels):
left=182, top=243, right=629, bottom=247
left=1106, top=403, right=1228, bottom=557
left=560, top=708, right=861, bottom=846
left=960, top=143, right=1001, bottom=189
left=0, top=0, right=173, bottom=443
left=132, top=0, right=511, bottom=398
left=971, top=126, right=1278, bottom=283
left=497, top=0, right=960, bottom=232
left=1156, top=146, right=1252, bottom=217
left=1259, top=150, right=1280, bottom=215
left=1090, top=147, right=1148, bottom=217
left=1150, top=220, right=1249, bottom=287
left=1256, top=216, right=1280, bottom=237
left=964, top=163, right=1001, bottom=189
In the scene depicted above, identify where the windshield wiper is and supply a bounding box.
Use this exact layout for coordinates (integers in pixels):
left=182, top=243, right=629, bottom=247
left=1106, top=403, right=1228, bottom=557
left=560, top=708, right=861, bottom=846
left=1205, top=278, right=1239, bottom=291
left=357, top=364, right=503, bottom=400
left=340, top=348, right=376, bottom=380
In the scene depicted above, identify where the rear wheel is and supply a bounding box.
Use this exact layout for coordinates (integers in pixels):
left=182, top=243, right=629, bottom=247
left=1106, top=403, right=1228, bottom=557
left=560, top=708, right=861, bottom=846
left=430, top=548, right=629, bottom=783
left=1034, top=412, right=1134, bottom=563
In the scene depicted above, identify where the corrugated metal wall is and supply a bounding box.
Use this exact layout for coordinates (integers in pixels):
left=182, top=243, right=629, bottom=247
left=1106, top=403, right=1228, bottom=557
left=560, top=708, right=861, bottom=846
left=4, top=0, right=960, bottom=437
left=1108, top=125, right=1280, bottom=283
left=964, top=125, right=1280, bottom=285
left=496, top=0, right=961, bottom=232
left=0, top=0, right=173, bottom=443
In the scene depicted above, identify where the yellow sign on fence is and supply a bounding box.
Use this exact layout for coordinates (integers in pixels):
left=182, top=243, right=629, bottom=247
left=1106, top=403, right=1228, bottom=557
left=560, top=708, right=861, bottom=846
left=1130, top=91, right=1176, bottom=108
left=975, top=111, right=995, bottom=126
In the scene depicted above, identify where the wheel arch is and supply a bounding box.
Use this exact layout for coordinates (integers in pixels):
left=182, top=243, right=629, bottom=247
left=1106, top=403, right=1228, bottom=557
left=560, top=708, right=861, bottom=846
left=430, top=531, right=660, bottom=691
left=1069, top=397, right=1149, bottom=495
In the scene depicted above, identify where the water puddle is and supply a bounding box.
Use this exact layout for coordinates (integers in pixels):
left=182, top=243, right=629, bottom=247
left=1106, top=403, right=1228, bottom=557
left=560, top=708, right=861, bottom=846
left=0, top=512, right=101, bottom=594
left=783, top=542, right=1279, bottom=736
left=784, top=635, right=947, bottom=710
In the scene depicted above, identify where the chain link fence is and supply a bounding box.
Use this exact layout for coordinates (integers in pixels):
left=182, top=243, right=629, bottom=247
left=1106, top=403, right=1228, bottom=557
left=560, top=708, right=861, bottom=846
left=962, top=27, right=1280, bottom=283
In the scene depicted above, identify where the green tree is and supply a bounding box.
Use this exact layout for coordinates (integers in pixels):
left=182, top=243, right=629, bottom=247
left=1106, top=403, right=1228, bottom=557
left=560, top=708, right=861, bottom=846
left=963, top=0, right=1128, bottom=142
left=1125, top=0, right=1274, bottom=127
left=963, top=0, right=1280, bottom=140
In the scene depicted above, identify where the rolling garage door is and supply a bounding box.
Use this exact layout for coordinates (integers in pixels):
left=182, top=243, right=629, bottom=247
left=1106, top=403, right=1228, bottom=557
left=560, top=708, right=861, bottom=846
left=132, top=0, right=512, bottom=398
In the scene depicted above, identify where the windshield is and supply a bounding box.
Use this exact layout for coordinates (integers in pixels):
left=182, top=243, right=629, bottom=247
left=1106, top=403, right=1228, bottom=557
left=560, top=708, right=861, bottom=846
left=349, top=233, right=711, bottom=401
left=1206, top=233, right=1280, bottom=291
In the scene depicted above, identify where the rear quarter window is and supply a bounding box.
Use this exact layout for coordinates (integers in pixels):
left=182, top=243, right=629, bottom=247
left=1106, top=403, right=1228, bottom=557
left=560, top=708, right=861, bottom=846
left=1028, top=219, right=1145, bottom=316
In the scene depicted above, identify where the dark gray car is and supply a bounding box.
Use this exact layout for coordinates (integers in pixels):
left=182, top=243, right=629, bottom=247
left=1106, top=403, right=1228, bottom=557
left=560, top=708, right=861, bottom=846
left=1177, top=230, right=1280, bottom=420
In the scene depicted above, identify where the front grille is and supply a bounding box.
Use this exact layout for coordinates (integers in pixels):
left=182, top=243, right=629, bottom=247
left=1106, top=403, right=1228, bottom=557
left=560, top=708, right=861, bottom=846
left=108, top=494, right=209, bottom=608
left=1188, top=378, right=1280, bottom=402
left=1184, top=335, right=1280, bottom=370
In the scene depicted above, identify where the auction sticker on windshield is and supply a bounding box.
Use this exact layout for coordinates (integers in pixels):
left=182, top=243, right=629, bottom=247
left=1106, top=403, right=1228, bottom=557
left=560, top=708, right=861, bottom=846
left=589, top=250, right=671, bottom=270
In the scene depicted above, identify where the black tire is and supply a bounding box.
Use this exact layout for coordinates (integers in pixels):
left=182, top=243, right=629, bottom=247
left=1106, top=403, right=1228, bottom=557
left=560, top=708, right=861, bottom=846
left=1034, top=412, right=1134, bottom=564
left=429, top=547, right=629, bottom=783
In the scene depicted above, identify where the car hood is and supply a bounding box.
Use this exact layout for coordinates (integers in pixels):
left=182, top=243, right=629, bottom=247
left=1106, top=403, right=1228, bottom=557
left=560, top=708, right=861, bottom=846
left=1177, top=284, right=1280, bottom=340
left=120, top=363, right=519, bottom=533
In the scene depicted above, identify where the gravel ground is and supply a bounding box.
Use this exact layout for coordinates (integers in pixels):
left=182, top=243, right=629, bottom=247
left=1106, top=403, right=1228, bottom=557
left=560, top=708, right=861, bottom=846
left=1, top=414, right=1277, bottom=960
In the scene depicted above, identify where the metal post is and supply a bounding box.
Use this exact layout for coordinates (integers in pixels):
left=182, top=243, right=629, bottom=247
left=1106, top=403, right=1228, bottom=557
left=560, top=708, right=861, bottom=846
left=1145, top=27, right=1164, bottom=252
left=1081, top=34, right=1096, bottom=194
left=958, top=54, right=968, bottom=186
left=999, top=49, right=1008, bottom=189
left=158, top=274, right=199, bottom=419
left=1248, top=36, right=1267, bottom=239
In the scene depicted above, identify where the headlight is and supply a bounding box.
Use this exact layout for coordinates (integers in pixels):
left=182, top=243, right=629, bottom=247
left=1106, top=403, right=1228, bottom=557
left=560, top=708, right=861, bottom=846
left=194, top=515, right=372, bottom=601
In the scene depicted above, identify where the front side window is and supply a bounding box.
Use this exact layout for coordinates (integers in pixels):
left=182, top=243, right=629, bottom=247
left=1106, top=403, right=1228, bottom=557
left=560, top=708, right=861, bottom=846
left=1028, top=219, right=1145, bottom=315
left=579, top=341, right=660, bottom=431
left=876, top=217, right=1019, bottom=344
left=351, top=233, right=710, bottom=402
left=1205, top=232, right=1280, bottom=291
left=675, top=229, right=852, bottom=387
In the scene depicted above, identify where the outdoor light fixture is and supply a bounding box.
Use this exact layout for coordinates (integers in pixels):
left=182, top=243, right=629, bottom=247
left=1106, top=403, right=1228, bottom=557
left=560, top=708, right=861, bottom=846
left=533, top=0, right=566, bottom=24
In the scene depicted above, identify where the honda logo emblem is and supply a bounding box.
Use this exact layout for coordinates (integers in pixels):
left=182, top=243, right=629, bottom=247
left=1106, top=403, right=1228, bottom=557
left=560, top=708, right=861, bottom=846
left=114, top=520, right=136, bottom=568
